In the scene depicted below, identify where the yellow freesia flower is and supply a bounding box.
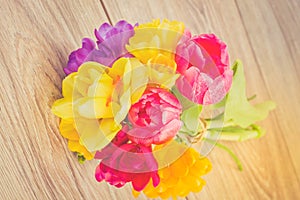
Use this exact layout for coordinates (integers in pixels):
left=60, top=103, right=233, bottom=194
left=52, top=58, right=148, bottom=158
left=59, top=119, right=94, bottom=160
left=133, top=142, right=212, bottom=199
left=147, top=53, right=179, bottom=89
left=126, top=19, right=185, bottom=64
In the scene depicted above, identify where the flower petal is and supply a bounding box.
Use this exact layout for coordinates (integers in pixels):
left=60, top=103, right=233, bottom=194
left=132, top=174, right=151, bottom=192
left=51, top=98, right=73, bottom=119
left=77, top=97, right=113, bottom=119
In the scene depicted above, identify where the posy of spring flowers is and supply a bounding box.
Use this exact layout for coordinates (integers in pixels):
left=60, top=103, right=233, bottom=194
left=51, top=19, right=275, bottom=199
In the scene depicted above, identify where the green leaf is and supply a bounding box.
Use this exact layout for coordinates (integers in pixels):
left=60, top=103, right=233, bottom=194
left=171, top=86, right=196, bottom=110
left=206, top=124, right=265, bottom=141
left=180, top=105, right=203, bottom=136
left=224, top=60, right=276, bottom=128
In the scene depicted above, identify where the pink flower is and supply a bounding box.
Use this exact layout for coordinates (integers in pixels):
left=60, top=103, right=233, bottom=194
left=128, top=87, right=182, bottom=146
left=175, top=33, right=233, bottom=105
left=95, top=128, right=160, bottom=191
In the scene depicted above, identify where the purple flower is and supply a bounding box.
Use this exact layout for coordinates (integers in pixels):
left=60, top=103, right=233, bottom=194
left=64, top=38, right=95, bottom=75
left=64, top=20, right=136, bottom=75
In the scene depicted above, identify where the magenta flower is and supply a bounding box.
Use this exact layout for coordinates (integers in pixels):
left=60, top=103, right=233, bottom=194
left=64, top=38, right=95, bottom=75
left=175, top=33, right=233, bottom=105
left=95, top=129, right=159, bottom=191
left=64, top=20, right=135, bottom=75
left=128, top=87, right=182, bottom=146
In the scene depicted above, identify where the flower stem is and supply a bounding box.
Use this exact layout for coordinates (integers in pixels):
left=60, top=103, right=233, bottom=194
left=203, top=138, right=243, bottom=171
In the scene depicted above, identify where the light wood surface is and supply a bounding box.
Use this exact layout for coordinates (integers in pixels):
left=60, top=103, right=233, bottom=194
left=0, top=0, right=299, bottom=199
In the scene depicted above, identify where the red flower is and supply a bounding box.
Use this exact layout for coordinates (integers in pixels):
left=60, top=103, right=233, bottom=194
left=95, top=128, right=160, bottom=191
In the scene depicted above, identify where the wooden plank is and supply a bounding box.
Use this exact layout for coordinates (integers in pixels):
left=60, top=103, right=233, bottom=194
left=235, top=0, right=300, bottom=190
left=102, top=0, right=300, bottom=199
left=0, top=0, right=120, bottom=199
left=267, top=0, right=300, bottom=76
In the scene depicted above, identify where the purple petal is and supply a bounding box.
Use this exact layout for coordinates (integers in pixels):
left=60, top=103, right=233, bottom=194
left=64, top=38, right=95, bottom=75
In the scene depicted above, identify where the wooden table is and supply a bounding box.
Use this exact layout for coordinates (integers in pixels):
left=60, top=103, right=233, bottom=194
left=1, top=0, right=299, bottom=199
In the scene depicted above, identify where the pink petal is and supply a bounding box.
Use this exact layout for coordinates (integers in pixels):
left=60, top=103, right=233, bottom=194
left=153, top=119, right=182, bottom=144
left=132, top=174, right=151, bottom=191
left=162, top=109, right=177, bottom=124
left=151, top=173, right=160, bottom=187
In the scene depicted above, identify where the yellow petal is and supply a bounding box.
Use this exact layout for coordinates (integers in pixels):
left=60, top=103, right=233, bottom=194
left=113, top=89, right=131, bottom=124
left=143, top=190, right=159, bottom=199
left=140, top=144, right=212, bottom=199
left=51, top=98, right=74, bottom=119
left=170, top=157, right=189, bottom=177
left=108, top=57, right=127, bottom=81
left=158, top=168, right=171, bottom=180
left=87, top=73, right=113, bottom=98
left=62, top=72, right=77, bottom=98
left=127, top=19, right=185, bottom=63
left=132, top=190, right=140, bottom=198
left=110, top=58, right=148, bottom=123
left=155, top=182, right=168, bottom=193
left=129, top=64, right=148, bottom=104
left=148, top=53, right=177, bottom=71
left=67, top=140, right=94, bottom=160
left=148, top=67, right=179, bottom=89
left=190, top=158, right=212, bottom=176
left=183, top=149, right=197, bottom=166
left=153, top=140, right=187, bottom=169
left=59, top=119, right=79, bottom=140
left=77, top=62, right=107, bottom=79
left=190, top=178, right=206, bottom=193
left=173, top=180, right=189, bottom=197
left=99, top=118, right=121, bottom=137
left=146, top=54, right=179, bottom=89
left=76, top=118, right=121, bottom=152
left=165, top=175, right=179, bottom=187
left=77, top=97, right=113, bottom=119
left=75, top=62, right=108, bottom=96
left=158, top=189, right=172, bottom=199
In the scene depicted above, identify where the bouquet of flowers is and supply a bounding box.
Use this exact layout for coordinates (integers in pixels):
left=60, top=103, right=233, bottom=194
left=52, top=19, right=275, bottom=199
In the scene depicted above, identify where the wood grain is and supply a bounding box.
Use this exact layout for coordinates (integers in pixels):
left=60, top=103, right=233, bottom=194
left=0, top=0, right=299, bottom=199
